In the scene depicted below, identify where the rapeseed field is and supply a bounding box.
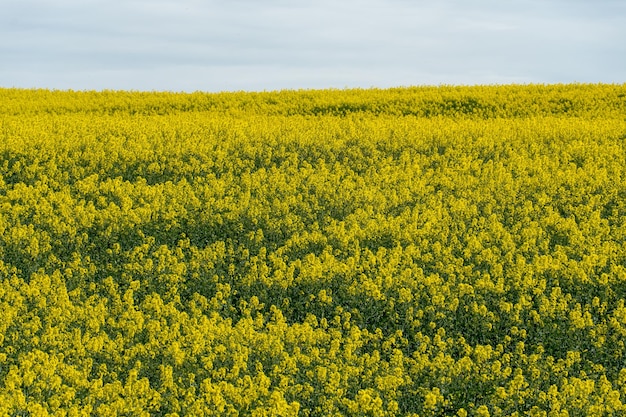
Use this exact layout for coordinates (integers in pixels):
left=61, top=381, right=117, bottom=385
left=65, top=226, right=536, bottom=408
left=1, top=84, right=626, bottom=416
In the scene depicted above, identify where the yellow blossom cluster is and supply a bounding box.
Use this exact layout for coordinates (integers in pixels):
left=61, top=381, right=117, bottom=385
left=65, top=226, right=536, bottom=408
left=1, top=84, right=626, bottom=416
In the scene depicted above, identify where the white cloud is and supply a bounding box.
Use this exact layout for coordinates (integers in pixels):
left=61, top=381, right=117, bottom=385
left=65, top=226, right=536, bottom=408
left=1, top=0, right=624, bottom=91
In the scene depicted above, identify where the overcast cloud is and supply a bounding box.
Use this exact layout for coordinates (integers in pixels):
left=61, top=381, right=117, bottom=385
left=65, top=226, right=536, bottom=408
left=1, top=0, right=625, bottom=92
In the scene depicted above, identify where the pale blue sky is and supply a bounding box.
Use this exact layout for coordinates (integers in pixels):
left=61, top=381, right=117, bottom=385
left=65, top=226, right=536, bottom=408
left=1, top=0, right=625, bottom=92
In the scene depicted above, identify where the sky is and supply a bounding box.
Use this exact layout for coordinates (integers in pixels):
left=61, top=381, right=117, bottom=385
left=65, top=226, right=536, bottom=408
left=1, top=0, right=625, bottom=92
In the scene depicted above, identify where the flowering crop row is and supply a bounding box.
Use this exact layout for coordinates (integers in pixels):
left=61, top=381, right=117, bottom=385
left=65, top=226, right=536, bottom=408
left=1, top=84, right=626, bottom=416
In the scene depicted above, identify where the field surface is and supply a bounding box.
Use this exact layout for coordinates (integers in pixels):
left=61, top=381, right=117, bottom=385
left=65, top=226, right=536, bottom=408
left=1, top=84, right=626, bottom=416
